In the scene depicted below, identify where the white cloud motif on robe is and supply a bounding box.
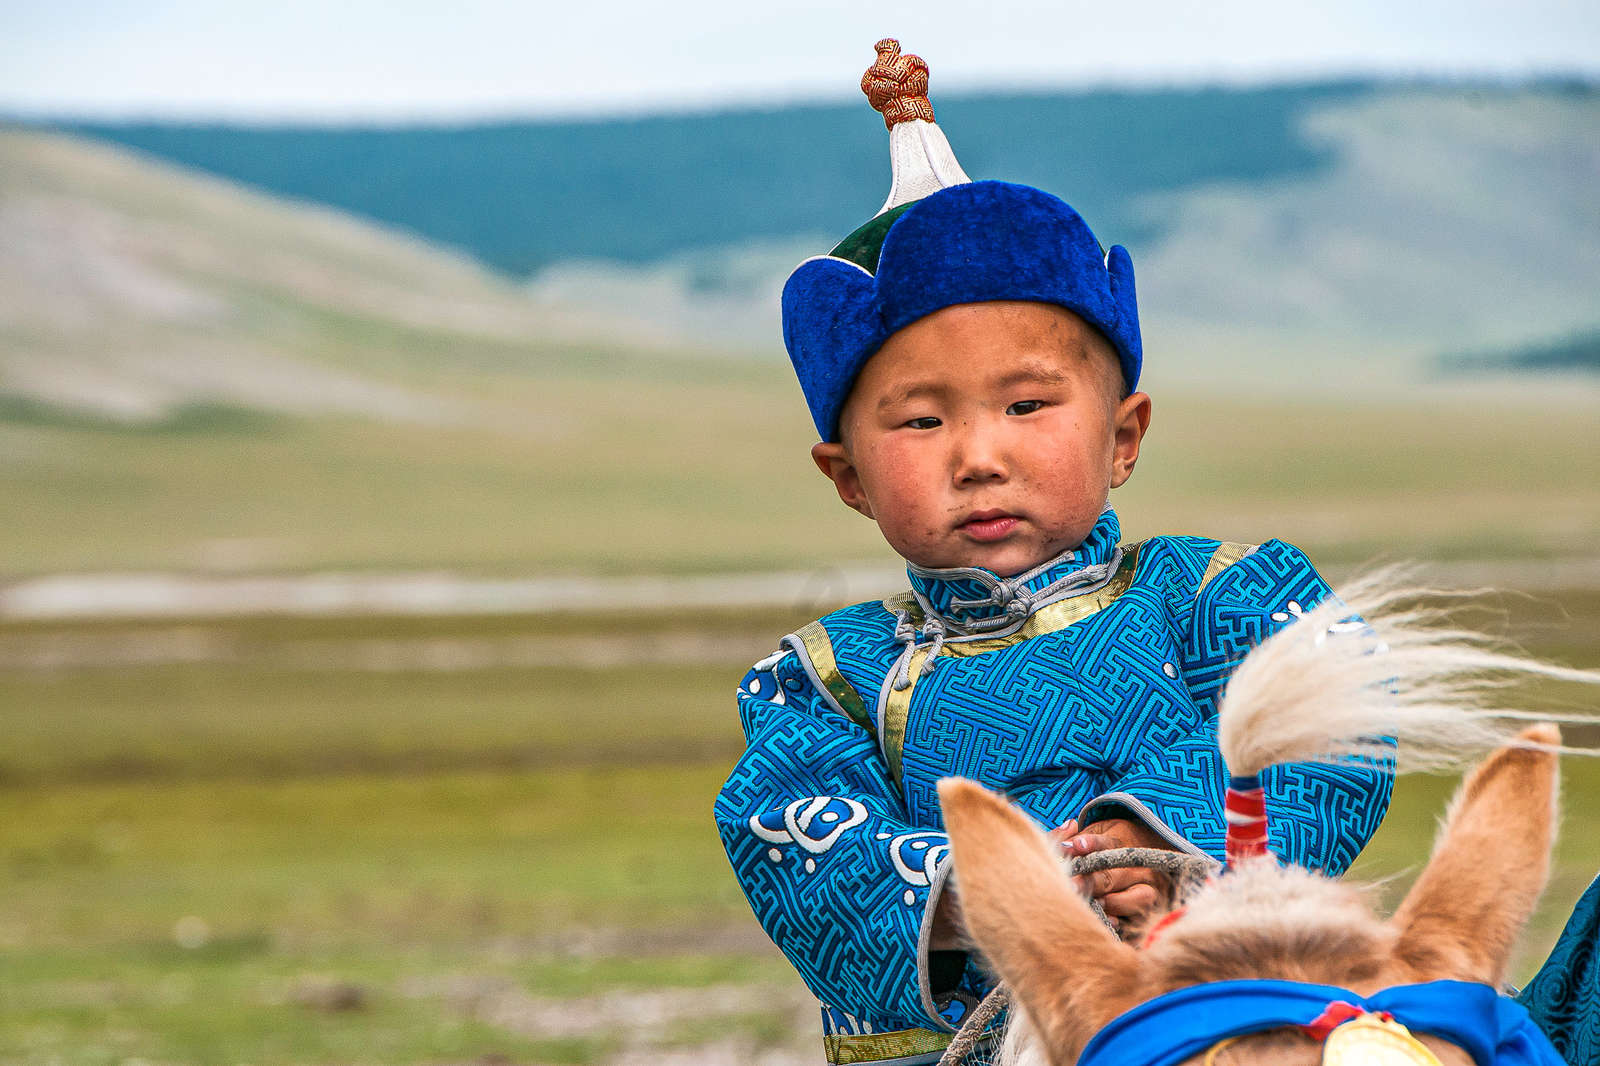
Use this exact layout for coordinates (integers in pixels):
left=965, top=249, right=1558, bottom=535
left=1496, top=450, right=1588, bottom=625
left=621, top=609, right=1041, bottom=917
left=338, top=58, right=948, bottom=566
left=888, top=832, right=948, bottom=886
left=749, top=797, right=868, bottom=854
left=1272, top=599, right=1380, bottom=647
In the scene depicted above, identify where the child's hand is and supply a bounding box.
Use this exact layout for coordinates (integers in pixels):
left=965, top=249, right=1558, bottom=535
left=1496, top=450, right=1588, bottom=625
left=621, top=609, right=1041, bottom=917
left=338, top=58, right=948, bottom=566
left=928, top=880, right=966, bottom=951
left=1051, top=817, right=1173, bottom=929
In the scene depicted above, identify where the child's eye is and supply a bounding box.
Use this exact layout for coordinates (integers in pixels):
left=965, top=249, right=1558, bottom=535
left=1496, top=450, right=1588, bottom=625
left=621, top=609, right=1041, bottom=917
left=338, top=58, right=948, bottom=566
left=904, top=416, right=942, bottom=430
left=1006, top=400, right=1046, bottom=416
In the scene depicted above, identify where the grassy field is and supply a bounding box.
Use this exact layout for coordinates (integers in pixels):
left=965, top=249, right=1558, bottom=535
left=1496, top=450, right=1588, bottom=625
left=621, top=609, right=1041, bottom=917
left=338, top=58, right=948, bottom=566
left=2, top=596, right=1598, bottom=1065
left=0, top=609, right=819, bottom=1066
left=4, top=365, right=1599, bottom=579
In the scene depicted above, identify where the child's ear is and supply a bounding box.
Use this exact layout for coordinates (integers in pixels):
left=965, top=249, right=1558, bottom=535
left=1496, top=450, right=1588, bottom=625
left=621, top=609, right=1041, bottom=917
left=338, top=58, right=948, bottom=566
left=1109, top=392, right=1152, bottom=489
left=811, top=442, right=875, bottom=519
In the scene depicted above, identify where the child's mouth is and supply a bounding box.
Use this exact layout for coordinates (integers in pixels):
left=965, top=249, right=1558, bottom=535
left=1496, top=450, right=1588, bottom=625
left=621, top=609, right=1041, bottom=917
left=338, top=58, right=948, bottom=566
left=960, top=513, right=1020, bottom=542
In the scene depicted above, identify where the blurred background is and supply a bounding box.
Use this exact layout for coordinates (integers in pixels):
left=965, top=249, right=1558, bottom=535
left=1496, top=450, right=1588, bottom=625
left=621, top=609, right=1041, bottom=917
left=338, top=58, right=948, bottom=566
left=2, top=2, right=1598, bottom=1063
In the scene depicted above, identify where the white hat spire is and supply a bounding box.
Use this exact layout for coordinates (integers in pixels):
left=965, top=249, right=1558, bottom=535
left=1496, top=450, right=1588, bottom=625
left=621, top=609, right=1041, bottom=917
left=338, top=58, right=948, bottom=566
left=861, top=39, right=972, bottom=216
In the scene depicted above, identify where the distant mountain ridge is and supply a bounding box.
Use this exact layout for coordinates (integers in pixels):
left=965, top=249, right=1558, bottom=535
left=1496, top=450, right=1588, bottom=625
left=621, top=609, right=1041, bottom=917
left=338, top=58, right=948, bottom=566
left=61, top=82, right=1380, bottom=276
left=29, top=79, right=1600, bottom=391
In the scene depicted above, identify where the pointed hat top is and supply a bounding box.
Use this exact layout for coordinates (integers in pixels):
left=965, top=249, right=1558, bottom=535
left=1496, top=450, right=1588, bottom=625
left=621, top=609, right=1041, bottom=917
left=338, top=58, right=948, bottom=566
left=846, top=38, right=972, bottom=227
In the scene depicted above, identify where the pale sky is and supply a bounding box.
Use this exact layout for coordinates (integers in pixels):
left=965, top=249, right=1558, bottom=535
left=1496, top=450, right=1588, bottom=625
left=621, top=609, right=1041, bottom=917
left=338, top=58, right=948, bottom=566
left=5, top=0, right=1599, bottom=121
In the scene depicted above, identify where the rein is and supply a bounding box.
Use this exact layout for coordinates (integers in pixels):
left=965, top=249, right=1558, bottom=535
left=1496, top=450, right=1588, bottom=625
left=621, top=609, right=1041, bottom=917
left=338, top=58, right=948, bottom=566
left=937, top=847, right=1219, bottom=1066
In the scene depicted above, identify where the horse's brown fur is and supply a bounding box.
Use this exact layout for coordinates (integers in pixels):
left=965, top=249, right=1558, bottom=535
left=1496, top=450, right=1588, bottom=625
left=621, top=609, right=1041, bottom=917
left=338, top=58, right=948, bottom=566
left=939, top=724, right=1561, bottom=1066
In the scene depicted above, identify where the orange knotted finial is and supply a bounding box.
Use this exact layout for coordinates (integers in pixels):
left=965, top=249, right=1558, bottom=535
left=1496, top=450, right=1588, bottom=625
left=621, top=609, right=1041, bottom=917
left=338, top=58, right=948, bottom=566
left=861, top=38, right=936, bottom=130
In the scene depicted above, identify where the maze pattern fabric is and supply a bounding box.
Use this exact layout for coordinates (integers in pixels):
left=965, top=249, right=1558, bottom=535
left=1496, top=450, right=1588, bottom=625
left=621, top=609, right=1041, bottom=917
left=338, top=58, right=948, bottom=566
left=1519, top=872, right=1600, bottom=1066
left=715, top=509, right=1394, bottom=1052
left=721, top=651, right=984, bottom=1044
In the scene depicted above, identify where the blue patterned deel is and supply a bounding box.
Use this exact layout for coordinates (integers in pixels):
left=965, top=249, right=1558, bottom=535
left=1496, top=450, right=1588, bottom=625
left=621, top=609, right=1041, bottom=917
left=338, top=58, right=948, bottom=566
left=713, top=508, right=1394, bottom=1059
left=1519, top=872, right=1600, bottom=1065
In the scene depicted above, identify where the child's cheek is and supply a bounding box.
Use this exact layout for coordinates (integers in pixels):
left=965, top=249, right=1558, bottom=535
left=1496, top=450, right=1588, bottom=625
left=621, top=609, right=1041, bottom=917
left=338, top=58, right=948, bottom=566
left=1037, top=416, right=1116, bottom=486
left=860, top=442, right=941, bottom=538
left=873, top=439, right=935, bottom=492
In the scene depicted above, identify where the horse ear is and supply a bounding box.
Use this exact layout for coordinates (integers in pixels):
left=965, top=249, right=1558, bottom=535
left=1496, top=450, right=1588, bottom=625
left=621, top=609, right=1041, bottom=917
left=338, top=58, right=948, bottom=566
left=938, top=778, right=1142, bottom=1063
left=1389, top=724, right=1560, bottom=986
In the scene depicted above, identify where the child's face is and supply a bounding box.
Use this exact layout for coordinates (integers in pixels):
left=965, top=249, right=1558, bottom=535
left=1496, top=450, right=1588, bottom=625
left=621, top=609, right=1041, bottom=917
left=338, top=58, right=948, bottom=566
left=812, top=301, right=1151, bottom=578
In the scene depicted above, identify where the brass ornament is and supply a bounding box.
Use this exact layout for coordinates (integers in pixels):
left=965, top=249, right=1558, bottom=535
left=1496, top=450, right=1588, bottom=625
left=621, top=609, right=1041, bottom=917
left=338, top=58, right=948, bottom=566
left=1321, top=1014, right=1445, bottom=1066
left=861, top=39, right=936, bottom=130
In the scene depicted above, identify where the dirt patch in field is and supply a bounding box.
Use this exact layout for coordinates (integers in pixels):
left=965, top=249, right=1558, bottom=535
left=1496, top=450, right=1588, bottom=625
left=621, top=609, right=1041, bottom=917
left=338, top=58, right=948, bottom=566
left=401, top=973, right=818, bottom=1065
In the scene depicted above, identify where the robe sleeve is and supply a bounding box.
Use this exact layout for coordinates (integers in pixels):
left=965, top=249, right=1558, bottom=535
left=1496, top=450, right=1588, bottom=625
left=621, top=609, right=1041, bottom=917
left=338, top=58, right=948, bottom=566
left=1076, top=539, right=1393, bottom=874
left=714, top=649, right=982, bottom=1033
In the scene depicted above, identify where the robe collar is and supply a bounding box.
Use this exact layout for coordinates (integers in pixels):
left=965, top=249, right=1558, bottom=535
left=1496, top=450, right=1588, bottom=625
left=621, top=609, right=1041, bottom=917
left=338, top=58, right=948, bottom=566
left=905, top=508, right=1122, bottom=633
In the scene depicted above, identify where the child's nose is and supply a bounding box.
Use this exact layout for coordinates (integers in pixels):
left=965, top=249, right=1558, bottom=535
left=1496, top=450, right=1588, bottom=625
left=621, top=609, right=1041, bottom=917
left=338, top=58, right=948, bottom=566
left=952, top=427, right=1008, bottom=484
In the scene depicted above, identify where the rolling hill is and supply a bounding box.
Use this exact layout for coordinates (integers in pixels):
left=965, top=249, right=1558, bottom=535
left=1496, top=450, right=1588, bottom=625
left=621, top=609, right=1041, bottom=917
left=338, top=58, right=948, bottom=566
left=61, top=83, right=1368, bottom=275
left=0, top=127, right=710, bottom=424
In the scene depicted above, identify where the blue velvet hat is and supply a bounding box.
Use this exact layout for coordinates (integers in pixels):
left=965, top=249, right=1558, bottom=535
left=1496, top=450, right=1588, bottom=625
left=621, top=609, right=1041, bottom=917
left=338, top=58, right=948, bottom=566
left=784, top=40, right=1143, bottom=441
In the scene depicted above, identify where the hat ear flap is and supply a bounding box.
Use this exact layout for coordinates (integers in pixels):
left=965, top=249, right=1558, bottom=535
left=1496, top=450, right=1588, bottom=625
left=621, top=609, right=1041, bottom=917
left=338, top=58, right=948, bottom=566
left=782, top=256, right=885, bottom=441
left=1105, top=244, right=1142, bottom=392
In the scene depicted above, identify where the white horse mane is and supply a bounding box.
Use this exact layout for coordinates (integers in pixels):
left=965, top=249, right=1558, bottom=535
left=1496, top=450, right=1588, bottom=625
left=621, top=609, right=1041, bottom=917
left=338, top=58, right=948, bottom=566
left=1219, top=570, right=1600, bottom=776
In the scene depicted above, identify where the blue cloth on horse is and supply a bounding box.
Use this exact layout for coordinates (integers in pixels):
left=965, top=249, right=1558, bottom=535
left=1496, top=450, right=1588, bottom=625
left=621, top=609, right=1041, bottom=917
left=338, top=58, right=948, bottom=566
left=1519, top=872, right=1600, bottom=1066
left=714, top=509, right=1394, bottom=1063
left=1076, top=978, right=1564, bottom=1066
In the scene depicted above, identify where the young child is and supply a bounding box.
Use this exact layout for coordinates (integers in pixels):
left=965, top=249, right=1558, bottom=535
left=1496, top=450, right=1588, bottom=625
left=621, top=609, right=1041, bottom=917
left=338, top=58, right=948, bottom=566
left=713, top=40, right=1392, bottom=1065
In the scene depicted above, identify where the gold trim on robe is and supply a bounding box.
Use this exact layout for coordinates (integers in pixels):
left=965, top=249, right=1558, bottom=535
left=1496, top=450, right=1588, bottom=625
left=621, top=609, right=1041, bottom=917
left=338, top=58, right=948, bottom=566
left=795, top=620, right=876, bottom=735
left=824, top=1025, right=954, bottom=1064
left=1197, top=541, right=1257, bottom=595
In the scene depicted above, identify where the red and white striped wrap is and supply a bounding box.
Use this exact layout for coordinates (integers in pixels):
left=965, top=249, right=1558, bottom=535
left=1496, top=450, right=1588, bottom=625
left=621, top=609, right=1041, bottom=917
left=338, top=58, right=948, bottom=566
left=1224, top=774, right=1270, bottom=867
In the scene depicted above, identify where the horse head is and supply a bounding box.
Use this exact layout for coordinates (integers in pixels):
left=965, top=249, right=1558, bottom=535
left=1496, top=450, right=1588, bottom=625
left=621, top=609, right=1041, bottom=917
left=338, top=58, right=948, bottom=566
left=942, top=579, right=1592, bottom=1066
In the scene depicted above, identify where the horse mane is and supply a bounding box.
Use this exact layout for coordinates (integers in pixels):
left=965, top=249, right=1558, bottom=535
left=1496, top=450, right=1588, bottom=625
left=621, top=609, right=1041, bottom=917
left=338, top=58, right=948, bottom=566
left=1218, top=569, right=1600, bottom=777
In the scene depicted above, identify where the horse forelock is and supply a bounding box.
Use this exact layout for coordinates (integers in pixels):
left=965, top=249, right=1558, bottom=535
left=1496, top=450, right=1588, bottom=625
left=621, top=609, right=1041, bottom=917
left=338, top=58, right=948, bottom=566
left=1144, top=863, right=1396, bottom=991
left=995, top=865, right=1396, bottom=1066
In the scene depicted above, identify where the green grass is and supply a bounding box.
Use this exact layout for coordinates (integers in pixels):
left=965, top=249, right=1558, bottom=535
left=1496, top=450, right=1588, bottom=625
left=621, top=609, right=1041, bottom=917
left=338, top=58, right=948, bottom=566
left=4, top=944, right=580, bottom=1066
left=0, top=762, right=802, bottom=1065
left=0, top=608, right=817, bottom=786
left=0, top=609, right=821, bottom=1063
left=2, top=364, right=1598, bottom=578
left=1, top=766, right=752, bottom=946
left=0, top=659, right=743, bottom=784
left=2, top=599, right=1598, bottom=1062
